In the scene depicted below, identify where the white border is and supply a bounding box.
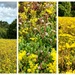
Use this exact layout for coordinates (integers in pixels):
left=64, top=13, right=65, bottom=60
left=0, top=0, right=75, bottom=75
left=17, top=1, right=18, bottom=74
left=56, top=1, right=58, bottom=74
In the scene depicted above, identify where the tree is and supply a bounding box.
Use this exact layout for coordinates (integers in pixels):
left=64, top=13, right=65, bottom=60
left=7, top=19, right=17, bottom=39
left=71, top=2, right=75, bottom=16
left=0, top=21, right=9, bottom=38
left=0, top=28, right=7, bottom=38
left=58, top=2, right=71, bottom=16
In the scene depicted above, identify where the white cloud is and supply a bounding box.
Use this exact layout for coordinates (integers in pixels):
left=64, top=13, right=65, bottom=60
left=0, top=5, right=17, bottom=24
left=0, top=2, right=17, bottom=8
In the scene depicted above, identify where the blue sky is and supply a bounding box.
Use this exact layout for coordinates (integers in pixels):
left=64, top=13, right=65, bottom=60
left=0, top=2, right=17, bottom=24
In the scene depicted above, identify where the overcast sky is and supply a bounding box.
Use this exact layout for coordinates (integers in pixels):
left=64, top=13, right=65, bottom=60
left=0, top=2, right=17, bottom=24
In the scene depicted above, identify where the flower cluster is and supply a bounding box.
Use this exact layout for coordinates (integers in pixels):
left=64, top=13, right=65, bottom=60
left=19, top=50, right=38, bottom=73
left=58, top=17, right=75, bottom=73
left=19, top=49, right=56, bottom=73
left=0, top=39, right=17, bottom=73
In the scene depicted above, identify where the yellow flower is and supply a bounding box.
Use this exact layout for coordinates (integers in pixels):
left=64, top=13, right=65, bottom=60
left=14, top=70, right=16, bottom=73
left=30, top=10, right=36, bottom=15
left=24, top=27, right=28, bottom=31
left=30, top=18, right=38, bottom=23
left=19, top=12, right=27, bottom=21
left=18, top=50, right=26, bottom=61
left=30, top=37, right=37, bottom=41
left=47, top=61, right=56, bottom=73
left=24, top=7, right=28, bottom=13
left=66, top=43, right=70, bottom=49
left=66, top=61, right=72, bottom=66
left=27, top=69, right=31, bottom=73
left=66, top=69, right=72, bottom=74
left=18, top=3, right=20, bottom=7
left=73, top=70, right=75, bottom=73
left=59, top=34, right=73, bottom=37
left=51, top=48, right=56, bottom=61
left=28, top=54, right=38, bottom=60
left=70, top=43, right=75, bottom=48
left=46, top=9, right=52, bottom=15
left=18, top=53, right=22, bottom=61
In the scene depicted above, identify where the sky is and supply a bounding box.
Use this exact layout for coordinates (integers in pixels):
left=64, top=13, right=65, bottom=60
left=0, top=2, right=17, bottom=24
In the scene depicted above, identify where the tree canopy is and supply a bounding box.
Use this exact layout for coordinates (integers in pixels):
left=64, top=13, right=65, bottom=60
left=0, top=19, right=17, bottom=39
left=59, top=2, right=75, bottom=17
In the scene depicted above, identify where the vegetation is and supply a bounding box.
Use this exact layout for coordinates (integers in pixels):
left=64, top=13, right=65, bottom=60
left=0, top=17, right=17, bottom=73
left=0, top=21, right=9, bottom=38
left=58, top=2, right=75, bottom=17
left=0, top=19, right=17, bottom=39
left=7, top=19, right=17, bottom=39
left=18, top=2, right=56, bottom=73
left=58, top=2, right=75, bottom=73
left=58, top=17, right=75, bottom=73
left=0, top=39, right=17, bottom=73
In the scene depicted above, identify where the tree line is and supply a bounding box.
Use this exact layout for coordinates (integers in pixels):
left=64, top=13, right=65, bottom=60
left=59, top=2, right=75, bottom=17
left=0, top=19, right=17, bottom=39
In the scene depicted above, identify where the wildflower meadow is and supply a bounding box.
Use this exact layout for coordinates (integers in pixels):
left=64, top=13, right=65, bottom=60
left=0, top=39, right=17, bottom=73
left=58, top=2, right=75, bottom=74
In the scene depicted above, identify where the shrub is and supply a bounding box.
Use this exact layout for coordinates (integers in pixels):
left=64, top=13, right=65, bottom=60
left=58, top=2, right=71, bottom=16
left=18, top=2, right=56, bottom=73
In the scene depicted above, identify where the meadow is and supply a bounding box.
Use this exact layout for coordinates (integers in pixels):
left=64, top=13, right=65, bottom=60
left=0, top=39, right=17, bottom=73
left=58, top=17, right=75, bottom=73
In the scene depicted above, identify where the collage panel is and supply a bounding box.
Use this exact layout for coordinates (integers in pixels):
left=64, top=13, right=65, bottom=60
left=18, top=2, right=57, bottom=73
left=0, top=2, right=17, bottom=73
left=58, top=2, right=75, bottom=74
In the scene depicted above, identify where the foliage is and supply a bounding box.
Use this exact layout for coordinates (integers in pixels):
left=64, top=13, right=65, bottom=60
left=0, top=39, right=17, bottom=73
left=58, top=17, right=75, bottom=73
left=58, top=2, right=71, bottom=16
left=0, top=21, right=9, bottom=28
left=0, top=28, right=7, bottom=38
left=7, top=19, right=17, bottom=39
left=71, top=2, right=75, bottom=16
left=18, top=2, right=56, bottom=73
left=0, top=21, right=9, bottom=38
left=0, top=19, right=17, bottom=39
left=58, top=2, right=75, bottom=17
left=19, top=49, right=56, bottom=73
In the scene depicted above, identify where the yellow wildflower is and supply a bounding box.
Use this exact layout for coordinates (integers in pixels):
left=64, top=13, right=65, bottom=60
left=30, top=37, right=37, bottom=41
left=51, top=48, right=56, bottom=61
left=46, top=9, right=52, bottom=15
left=27, top=69, right=31, bottom=73
left=18, top=50, right=26, bottom=61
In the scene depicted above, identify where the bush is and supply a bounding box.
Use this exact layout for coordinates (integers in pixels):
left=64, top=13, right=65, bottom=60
left=18, top=2, right=56, bottom=73
left=58, top=2, right=71, bottom=16
left=0, top=28, right=7, bottom=38
left=7, top=19, right=17, bottom=39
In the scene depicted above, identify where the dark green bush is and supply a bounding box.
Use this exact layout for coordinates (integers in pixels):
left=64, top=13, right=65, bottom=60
left=58, top=2, right=71, bottom=16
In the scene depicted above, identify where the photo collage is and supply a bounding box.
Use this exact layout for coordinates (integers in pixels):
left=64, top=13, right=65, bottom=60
left=0, top=0, right=75, bottom=74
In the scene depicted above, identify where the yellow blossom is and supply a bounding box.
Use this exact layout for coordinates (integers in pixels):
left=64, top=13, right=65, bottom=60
left=30, top=37, right=37, bottom=41
left=27, top=69, right=31, bottom=73
left=46, top=9, right=52, bottom=15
